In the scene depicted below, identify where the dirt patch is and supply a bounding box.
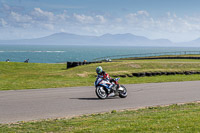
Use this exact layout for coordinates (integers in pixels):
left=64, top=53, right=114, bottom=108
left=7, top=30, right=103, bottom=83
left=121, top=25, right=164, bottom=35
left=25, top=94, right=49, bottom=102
left=128, top=64, right=141, bottom=68
left=110, top=71, right=128, bottom=74
left=77, top=72, right=89, bottom=77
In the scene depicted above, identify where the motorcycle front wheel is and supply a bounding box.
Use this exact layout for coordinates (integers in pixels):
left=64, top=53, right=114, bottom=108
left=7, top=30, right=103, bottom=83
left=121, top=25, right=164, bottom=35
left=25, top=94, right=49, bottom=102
left=118, top=85, right=127, bottom=98
left=95, top=86, right=108, bottom=99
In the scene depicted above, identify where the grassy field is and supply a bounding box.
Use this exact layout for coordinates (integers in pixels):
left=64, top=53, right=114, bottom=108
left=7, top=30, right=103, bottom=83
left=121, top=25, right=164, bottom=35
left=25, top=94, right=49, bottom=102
left=116, top=54, right=200, bottom=60
left=1, top=58, right=200, bottom=90
left=1, top=57, right=200, bottom=132
left=1, top=102, right=200, bottom=132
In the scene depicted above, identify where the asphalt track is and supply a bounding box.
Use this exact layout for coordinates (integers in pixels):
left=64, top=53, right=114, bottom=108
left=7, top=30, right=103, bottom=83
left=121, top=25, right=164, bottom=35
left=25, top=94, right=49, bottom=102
left=1, top=81, right=200, bottom=124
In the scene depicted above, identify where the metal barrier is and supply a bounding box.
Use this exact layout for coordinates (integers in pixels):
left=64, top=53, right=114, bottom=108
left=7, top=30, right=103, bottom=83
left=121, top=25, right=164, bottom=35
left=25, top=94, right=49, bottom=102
left=66, top=61, right=102, bottom=69
left=94, top=51, right=200, bottom=61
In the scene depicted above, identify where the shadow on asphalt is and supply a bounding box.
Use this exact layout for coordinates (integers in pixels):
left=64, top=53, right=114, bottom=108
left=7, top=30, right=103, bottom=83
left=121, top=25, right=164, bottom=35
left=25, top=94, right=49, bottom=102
left=70, top=97, right=120, bottom=100
left=70, top=98, right=100, bottom=100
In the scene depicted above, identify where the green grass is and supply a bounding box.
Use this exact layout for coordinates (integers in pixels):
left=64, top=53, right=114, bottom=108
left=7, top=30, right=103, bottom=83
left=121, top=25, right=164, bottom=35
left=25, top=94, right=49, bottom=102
left=1, top=102, right=200, bottom=132
left=1, top=58, right=200, bottom=132
left=117, top=54, right=200, bottom=60
left=1, top=58, right=200, bottom=90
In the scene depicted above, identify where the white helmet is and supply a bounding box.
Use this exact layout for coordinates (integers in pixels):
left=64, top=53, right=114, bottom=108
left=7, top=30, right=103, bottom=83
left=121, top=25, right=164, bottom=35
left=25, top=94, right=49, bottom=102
left=96, top=66, right=103, bottom=74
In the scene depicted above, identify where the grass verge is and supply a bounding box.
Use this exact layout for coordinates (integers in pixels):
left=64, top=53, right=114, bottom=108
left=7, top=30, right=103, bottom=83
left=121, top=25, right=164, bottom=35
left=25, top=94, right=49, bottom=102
left=1, top=102, right=200, bottom=132
left=1, top=58, right=200, bottom=90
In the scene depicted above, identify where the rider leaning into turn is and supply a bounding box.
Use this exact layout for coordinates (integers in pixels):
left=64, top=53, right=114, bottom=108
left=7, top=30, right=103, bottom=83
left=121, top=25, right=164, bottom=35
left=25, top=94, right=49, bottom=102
left=96, top=66, right=117, bottom=93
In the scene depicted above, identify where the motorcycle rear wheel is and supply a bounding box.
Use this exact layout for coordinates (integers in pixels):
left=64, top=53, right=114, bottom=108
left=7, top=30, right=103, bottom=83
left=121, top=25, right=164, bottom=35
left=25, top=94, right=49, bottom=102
left=95, top=86, right=108, bottom=99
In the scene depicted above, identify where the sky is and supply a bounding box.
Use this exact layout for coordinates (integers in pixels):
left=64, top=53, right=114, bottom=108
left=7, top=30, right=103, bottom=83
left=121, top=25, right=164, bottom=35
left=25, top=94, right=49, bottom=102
left=1, top=0, right=200, bottom=42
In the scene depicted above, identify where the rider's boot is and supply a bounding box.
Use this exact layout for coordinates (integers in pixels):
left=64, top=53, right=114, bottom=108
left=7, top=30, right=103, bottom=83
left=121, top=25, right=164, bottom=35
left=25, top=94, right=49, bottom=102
left=108, top=84, right=116, bottom=97
left=116, top=84, right=119, bottom=89
left=107, top=87, right=112, bottom=93
left=112, top=84, right=117, bottom=91
left=108, top=83, right=115, bottom=93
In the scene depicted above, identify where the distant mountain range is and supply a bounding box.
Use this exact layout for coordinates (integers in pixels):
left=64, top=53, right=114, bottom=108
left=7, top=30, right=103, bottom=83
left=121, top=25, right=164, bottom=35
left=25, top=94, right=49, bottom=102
left=0, top=32, right=200, bottom=47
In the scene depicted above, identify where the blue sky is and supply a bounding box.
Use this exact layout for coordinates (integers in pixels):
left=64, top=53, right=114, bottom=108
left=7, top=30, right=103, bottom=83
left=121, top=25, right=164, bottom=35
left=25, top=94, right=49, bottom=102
left=1, top=0, right=200, bottom=42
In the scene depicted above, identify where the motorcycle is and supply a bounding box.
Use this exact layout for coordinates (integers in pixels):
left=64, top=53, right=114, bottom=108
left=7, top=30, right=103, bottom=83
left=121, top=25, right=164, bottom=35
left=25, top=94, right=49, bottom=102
left=94, top=76, right=127, bottom=99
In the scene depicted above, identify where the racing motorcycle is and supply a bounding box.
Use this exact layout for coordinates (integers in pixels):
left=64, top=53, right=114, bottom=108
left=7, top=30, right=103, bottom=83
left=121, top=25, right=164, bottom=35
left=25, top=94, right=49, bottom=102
left=94, top=76, right=127, bottom=99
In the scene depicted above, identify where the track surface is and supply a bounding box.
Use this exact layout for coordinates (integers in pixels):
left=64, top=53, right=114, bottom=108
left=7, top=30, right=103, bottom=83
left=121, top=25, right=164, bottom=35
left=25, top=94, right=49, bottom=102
left=1, top=81, right=200, bottom=123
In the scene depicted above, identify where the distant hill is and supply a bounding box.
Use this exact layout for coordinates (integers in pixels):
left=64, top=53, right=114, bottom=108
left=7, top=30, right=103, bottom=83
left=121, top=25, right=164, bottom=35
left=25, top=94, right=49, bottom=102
left=0, top=32, right=176, bottom=46
left=180, top=37, right=200, bottom=46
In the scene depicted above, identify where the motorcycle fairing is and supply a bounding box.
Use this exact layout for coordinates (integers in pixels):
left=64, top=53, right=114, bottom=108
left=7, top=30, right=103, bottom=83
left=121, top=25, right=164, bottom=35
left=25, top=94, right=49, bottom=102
left=95, top=77, right=112, bottom=89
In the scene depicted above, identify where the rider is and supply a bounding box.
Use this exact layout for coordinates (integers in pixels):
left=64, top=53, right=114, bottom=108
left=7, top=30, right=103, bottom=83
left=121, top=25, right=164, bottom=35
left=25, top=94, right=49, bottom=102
left=96, top=66, right=116, bottom=93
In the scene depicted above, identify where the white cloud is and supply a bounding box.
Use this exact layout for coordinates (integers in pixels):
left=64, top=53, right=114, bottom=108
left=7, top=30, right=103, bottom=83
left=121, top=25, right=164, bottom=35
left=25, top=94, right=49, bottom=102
left=125, top=11, right=150, bottom=25
left=96, top=15, right=106, bottom=23
left=137, top=10, right=149, bottom=16
left=57, top=11, right=69, bottom=21
left=2, top=4, right=10, bottom=11
left=0, top=3, right=25, bottom=14
left=2, top=7, right=200, bottom=42
left=10, top=12, right=32, bottom=23
left=125, top=11, right=200, bottom=34
left=115, top=18, right=122, bottom=23
left=31, top=8, right=55, bottom=21
left=126, top=10, right=149, bottom=18
left=60, top=28, right=66, bottom=32
left=43, top=23, right=54, bottom=30
left=0, top=18, right=7, bottom=27
left=73, top=13, right=94, bottom=24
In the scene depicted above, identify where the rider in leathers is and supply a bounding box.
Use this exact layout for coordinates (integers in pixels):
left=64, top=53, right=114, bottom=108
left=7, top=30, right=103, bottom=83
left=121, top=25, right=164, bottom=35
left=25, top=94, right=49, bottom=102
left=96, top=66, right=116, bottom=93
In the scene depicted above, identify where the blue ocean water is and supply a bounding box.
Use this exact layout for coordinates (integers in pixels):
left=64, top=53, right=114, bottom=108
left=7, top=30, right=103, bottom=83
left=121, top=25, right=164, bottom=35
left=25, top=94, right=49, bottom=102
left=1, top=45, right=200, bottom=63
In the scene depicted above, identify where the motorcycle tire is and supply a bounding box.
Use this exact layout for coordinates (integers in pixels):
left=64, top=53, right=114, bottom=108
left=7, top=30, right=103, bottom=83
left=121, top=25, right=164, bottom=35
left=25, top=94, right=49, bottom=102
left=118, top=85, right=127, bottom=98
left=95, top=86, right=108, bottom=99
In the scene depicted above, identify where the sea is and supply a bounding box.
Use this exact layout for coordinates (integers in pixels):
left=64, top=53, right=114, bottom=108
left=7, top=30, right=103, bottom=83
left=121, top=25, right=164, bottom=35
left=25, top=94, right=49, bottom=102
left=1, top=45, right=200, bottom=63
